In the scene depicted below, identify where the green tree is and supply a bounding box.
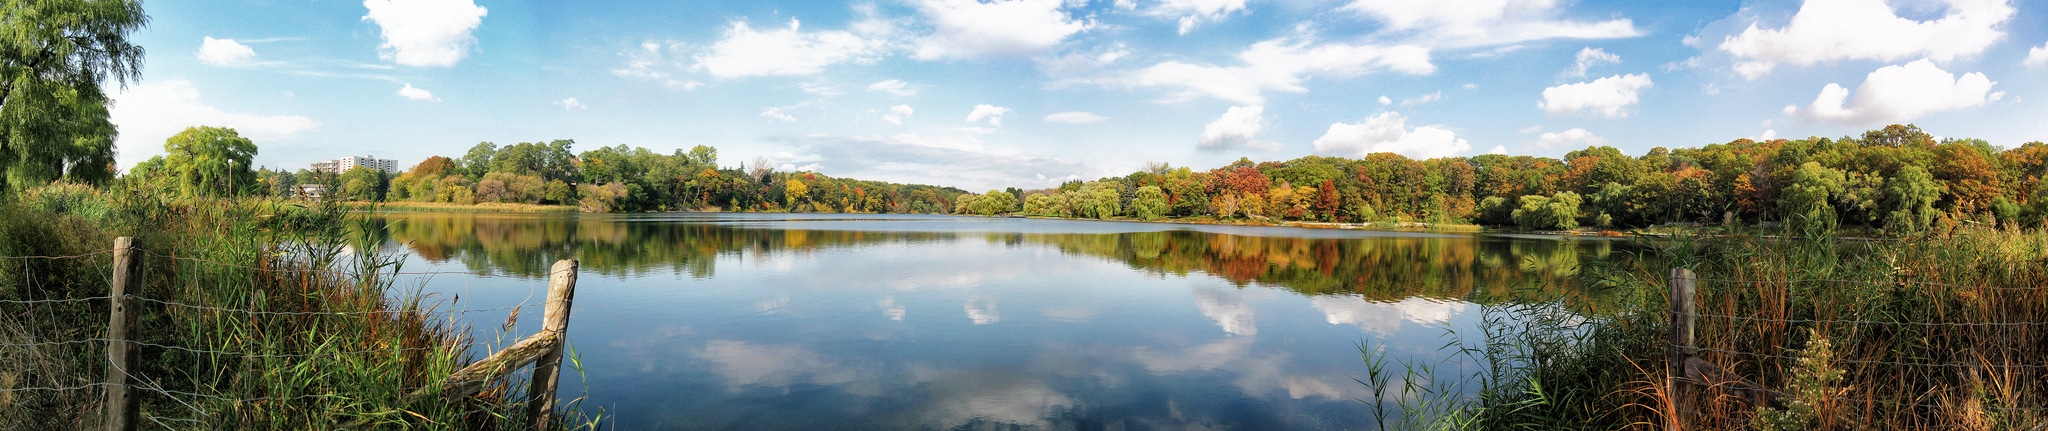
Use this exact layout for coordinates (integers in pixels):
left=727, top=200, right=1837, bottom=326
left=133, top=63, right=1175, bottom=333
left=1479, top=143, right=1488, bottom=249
left=1778, top=162, right=1844, bottom=233
left=338, top=166, right=382, bottom=201
left=967, top=189, right=1015, bottom=216
left=1132, top=185, right=1169, bottom=220
left=162, top=126, right=258, bottom=197
left=0, top=0, right=147, bottom=194
left=1883, top=165, right=1942, bottom=232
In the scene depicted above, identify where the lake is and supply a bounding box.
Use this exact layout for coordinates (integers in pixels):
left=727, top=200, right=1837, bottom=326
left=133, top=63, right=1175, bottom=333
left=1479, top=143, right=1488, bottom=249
left=373, top=212, right=1626, bottom=430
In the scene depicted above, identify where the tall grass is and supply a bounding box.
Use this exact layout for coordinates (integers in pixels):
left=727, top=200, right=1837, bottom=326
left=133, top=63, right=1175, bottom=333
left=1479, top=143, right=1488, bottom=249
left=1372, top=225, right=2048, bottom=430
left=0, top=182, right=598, bottom=429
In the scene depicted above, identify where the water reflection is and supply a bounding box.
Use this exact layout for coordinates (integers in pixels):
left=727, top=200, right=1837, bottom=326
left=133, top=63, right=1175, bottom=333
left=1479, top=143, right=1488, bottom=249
left=378, top=213, right=1629, bottom=430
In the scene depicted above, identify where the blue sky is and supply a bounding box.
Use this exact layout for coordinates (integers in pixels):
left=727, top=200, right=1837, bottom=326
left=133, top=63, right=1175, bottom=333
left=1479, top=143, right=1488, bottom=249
left=110, top=0, right=2048, bottom=191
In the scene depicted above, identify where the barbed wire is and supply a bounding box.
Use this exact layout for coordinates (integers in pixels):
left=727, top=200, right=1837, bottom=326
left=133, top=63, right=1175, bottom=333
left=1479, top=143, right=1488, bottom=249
left=130, top=339, right=451, bottom=360
left=0, top=337, right=111, bottom=348
left=0, top=295, right=110, bottom=305
left=131, top=296, right=537, bottom=317
left=1691, top=346, right=2048, bottom=370
left=1695, top=276, right=2048, bottom=292
left=1685, top=311, right=2048, bottom=328
left=0, top=249, right=115, bottom=261
left=0, top=381, right=111, bottom=393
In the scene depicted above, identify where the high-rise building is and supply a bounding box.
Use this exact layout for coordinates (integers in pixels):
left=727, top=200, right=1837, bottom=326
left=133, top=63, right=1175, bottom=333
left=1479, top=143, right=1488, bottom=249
left=312, top=155, right=399, bottom=174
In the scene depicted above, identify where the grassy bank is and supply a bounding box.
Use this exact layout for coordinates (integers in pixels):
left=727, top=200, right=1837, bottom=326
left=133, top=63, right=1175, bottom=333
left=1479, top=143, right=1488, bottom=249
left=0, top=183, right=594, bottom=429
left=348, top=201, right=578, bottom=213
left=1378, top=226, right=2048, bottom=430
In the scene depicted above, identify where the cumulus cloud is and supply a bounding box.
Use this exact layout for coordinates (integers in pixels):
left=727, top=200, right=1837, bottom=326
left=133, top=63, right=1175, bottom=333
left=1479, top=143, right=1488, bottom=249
left=555, top=98, right=586, bottom=111
left=1196, top=106, right=1277, bottom=152
left=760, top=102, right=813, bottom=122
left=1538, top=73, right=1652, bottom=118
left=1341, top=0, right=1640, bottom=47
left=1785, top=59, right=2001, bottom=125
left=764, top=133, right=1097, bottom=192
left=966, top=104, right=1011, bottom=127
left=1719, top=0, right=2014, bottom=79
left=361, top=0, right=488, bottom=67
left=1399, top=91, right=1442, bottom=106
left=1149, top=0, right=1249, bottom=35
left=612, top=40, right=705, bottom=90
left=109, top=80, right=319, bottom=168
left=1309, top=296, right=1469, bottom=336
left=1534, top=128, right=1605, bottom=150
left=1043, top=111, right=1107, bottom=124
left=197, top=37, right=256, bottom=66
left=396, top=83, right=439, bottom=102
left=1311, top=111, right=1471, bottom=159
left=2027, top=41, right=2048, bottom=68
left=1118, top=36, right=1433, bottom=105
left=884, top=104, right=915, bottom=125
left=912, top=0, right=1091, bottom=60
left=696, top=18, right=888, bottom=78
left=1565, top=47, right=1620, bottom=77
left=867, top=79, right=916, bottom=97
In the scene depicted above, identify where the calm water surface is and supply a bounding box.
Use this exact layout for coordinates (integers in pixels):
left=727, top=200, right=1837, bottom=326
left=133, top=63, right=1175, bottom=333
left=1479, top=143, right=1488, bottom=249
left=375, top=213, right=1625, bottom=430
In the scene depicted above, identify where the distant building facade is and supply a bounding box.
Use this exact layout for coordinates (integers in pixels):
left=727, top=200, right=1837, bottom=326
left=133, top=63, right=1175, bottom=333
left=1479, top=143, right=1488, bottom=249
left=312, top=155, right=399, bottom=174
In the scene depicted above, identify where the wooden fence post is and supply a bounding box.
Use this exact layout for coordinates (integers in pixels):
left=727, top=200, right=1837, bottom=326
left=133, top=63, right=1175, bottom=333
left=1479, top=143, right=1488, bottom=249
left=104, top=237, right=142, bottom=431
left=528, top=259, right=578, bottom=431
left=1667, top=267, right=1697, bottom=431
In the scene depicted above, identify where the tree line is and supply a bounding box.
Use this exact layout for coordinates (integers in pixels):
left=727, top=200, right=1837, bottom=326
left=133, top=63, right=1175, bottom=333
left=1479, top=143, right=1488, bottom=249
left=958, top=124, right=2043, bottom=234
left=24, top=120, right=2048, bottom=235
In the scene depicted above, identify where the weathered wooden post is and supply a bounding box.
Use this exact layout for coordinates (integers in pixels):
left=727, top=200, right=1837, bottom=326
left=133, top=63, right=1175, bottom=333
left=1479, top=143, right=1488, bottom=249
left=104, top=237, right=142, bottom=431
left=528, top=259, right=578, bottom=430
left=1667, top=268, right=1697, bottom=430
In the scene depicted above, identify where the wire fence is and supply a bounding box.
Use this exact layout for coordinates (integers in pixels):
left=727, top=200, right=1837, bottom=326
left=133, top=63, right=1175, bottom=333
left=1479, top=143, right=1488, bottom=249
left=1669, top=269, right=2048, bottom=428
left=0, top=246, right=559, bottom=429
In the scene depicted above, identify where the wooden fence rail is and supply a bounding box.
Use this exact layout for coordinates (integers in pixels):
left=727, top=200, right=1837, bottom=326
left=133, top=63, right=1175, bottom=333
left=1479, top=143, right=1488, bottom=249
left=98, top=236, right=580, bottom=431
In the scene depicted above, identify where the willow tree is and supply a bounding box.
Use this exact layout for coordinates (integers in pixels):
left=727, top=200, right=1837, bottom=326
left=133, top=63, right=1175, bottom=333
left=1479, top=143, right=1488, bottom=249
left=0, top=0, right=147, bottom=195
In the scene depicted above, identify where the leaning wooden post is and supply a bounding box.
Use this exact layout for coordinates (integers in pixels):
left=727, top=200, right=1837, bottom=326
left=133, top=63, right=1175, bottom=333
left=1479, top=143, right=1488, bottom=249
left=104, top=237, right=142, bottom=431
left=1667, top=268, right=1697, bottom=431
left=528, top=259, right=578, bottom=430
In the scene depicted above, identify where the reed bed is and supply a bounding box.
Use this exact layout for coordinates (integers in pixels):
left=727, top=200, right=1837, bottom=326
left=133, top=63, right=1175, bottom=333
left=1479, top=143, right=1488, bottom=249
left=1370, top=225, right=2048, bottom=430
left=0, top=182, right=598, bottom=429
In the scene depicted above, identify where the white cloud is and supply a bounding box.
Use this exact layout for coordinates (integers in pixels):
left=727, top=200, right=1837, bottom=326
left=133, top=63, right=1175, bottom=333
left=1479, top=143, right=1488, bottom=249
left=2027, top=41, right=2048, bottom=68
left=868, top=79, right=916, bottom=97
left=1399, top=91, right=1442, bottom=106
left=1565, top=47, right=1620, bottom=77
left=1533, top=127, right=1605, bottom=150
left=696, top=18, right=884, bottom=78
left=1311, top=111, right=1470, bottom=159
left=1120, top=36, right=1433, bottom=104
left=964, top=297, right=1000, bottom=325
left=1341, top=0, right=1640, bottom=47
left=1486, top=145, right=1508, bottom=154
left=396, top=83, right=439, bottom=102
left=1310, top=296, right=1468, bottom=336
left=761, top=102, right=813, bottom=122
left=1785, top=59, right=2001, bottom=125
left=1377, top=95, right=1392, bottom=105
left=1538, top=73, right=1652, bottom=118
left=109, top=80, right=319, bottom=168
left=1719, top=0, right=2014, bottom=79
left=1194, top=287, right=1257, bottom=336
left=197, top=37, right=256, bottom=66
left=1037, top=44, right=1129, bottom=79
left=1043, top=111, right=1107, bottom=124
left=361, top=0, right=488, bottom=67
left=884, top=104, right=915, bottom=125
left=612, top=40, right=705, bottom=90
left=913, top=0, right=1092, bottom=60
left=555, top=98, right=586, bottom=111
left=766, top=133, right=1097, bottom=192
left=1197, top=106, right=1278, bottom=152
left=1149, top=0, right=1249, bottom=35
left=966, top=104, right=1011, bottom=127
